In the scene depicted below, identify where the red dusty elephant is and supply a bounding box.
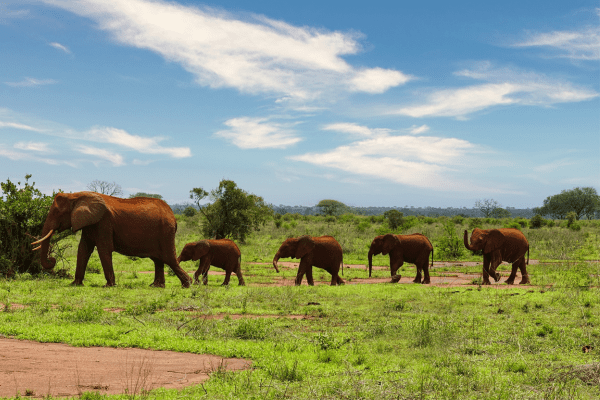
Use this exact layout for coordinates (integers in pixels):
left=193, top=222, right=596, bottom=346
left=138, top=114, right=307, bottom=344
left=368, top=233, right=434, bottom=284
left=31, top=191, right=191, bottom=288
left=463, top=228, right=530, bottom=285
left=272, top=235, right=344, bottom=286
left=177, top=239, right=245, bottom=286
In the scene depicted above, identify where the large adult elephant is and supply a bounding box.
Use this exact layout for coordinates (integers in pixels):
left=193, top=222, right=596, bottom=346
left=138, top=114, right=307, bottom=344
left=177, top=239, right=244, bottom=286
left=463, top=228, right=530, bottom=285
left=272, top=235, right=344, bottom=286
left=31, top=191, right=192, bottom=288
left=368, top=233, right=434, bottom=284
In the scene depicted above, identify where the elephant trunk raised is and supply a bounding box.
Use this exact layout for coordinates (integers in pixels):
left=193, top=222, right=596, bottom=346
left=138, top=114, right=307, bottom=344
left=272, top=251, right=281, bottom=273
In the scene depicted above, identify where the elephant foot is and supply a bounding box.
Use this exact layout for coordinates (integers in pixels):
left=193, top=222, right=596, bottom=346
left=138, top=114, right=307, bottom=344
left=70, top=280, right=84, bottom=286
left=482, top=280, right=491, bottom=285
left=149, top=281, right=166, bottom=288
left=505, top=279, right=515, bottom=285
left=412, top=278, right=421, bottom=283
left=103, top=282, right=116, bottom=288
left=493, top=273, right=501, bottom=282
left=422, top=279, right=430, bottom=285
left=390, top=274, right=402, bottom=283
left=519, top=277, right=531, bottom=285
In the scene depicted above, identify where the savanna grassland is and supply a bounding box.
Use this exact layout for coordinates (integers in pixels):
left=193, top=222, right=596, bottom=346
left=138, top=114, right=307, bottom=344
left=1, top=214, right=599, bottom=399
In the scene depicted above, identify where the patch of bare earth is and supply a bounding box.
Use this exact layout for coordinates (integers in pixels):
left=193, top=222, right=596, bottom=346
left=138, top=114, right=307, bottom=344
left=0, top=338, right=250, bottom=398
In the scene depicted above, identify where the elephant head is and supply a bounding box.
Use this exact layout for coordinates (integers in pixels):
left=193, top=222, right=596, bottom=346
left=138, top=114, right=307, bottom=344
left=464, top=229, right=503, bottom=280
left=272, top=236, right=314, bottom=273
left=32, top=192, right=107, bottom=270
left=367, top=235, right=385, bottom=277
left=177, top=241, right=210, bottom=264
left=381, top=234, right=400, bottom=256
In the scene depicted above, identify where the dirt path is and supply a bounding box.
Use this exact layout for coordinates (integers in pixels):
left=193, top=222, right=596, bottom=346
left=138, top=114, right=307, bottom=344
left=0, top=338, right=250, bottom=398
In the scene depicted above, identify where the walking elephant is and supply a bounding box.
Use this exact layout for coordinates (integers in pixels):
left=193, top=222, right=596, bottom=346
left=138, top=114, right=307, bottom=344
left=464, top=228, right=530, bottom=285
left=368, top=233, right=434, bottom=284
left=177, top=239, right=244, bottom=286
left=272, top=235, right=344, bottom=286
left=31, top=191, right=192, bottom=288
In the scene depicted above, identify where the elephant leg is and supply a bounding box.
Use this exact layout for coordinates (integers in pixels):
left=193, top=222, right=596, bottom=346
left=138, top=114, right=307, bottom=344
left=165, top=257, right=191, bottom=288
left=336, top=275, right=345, bottom=285
left=421, top=263, right=431, bottom=285
left=235, top=264, right=245, bottom=286
left=222, top=269, right=232, bottom=286
left=295, top=260, right=309, bottom=286
left=96, top=247, right=116, bottom=287
left=390, top=260, right=402, bottom=283
left=150, top=258, right=166, bottom=288
left=413, top=265, right=422, bottom=283
left=482, top=255, right=491, bottom=285
left=194, top=258, right=207, bottom=284
left=505, top=262, right=518, bottom=285
left=73, top=235, right=95, bottom=286
left=516, top=257, right=530, bottom=284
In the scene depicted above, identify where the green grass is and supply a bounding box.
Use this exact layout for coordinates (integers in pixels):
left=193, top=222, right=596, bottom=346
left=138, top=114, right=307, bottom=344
left=1, top=216, right=599, bottom=399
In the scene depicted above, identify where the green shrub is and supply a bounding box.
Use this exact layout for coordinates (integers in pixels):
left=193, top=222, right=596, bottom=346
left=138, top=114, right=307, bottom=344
left=182, top=206, right=197, bottom=217
left=451, top=215, right=464, bottom=224
left=356, top=221, right=371, bottom=232
left=437, top=221, right=464, bottom=260
left=529, top=214, right=545, bottom=228
left=569, top=223, right=582, bottom=231
left=566, top=211, right=577, bottom=227
left=384, top=210, right=403, bottom=230
left=504, top=222, right=521, bottom=230
left=514, top=218, right=528, bottom=228
left=0, top=175, right=66, bottom=276
left=468, top=218, right=483, bottom=230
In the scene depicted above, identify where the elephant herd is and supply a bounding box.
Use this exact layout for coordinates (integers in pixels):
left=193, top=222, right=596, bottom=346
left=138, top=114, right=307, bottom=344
left=31, top=191, right=531, bottom=288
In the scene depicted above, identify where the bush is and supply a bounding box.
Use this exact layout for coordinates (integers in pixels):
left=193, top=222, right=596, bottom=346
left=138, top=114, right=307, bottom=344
left=356, top=221, right=371, bottom=232
left=504, top=222, right=521, bottom=230
left=182, top=206, right=197, bottom=217
left=529, top=214, right=545, bottom=229
left=566, top=211, right=577, bottom=227
left=514, top=218, right=528, bottom=228
left=468, top=218, right=483, bottom=230
left=451, top=215, right=465, bottom=224
left=437, top=221, right=464, bottom=260
left=0, top=175, right=65, bottom=276
left=384, top=210, right=403, bottom=230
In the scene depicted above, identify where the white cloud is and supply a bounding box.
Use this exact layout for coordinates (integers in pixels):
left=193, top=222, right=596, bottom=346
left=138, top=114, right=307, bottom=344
left=75, top=145, right=125, bottom=166
left=14, top=141, right=51, bottom=152
left=214, top=117, right=302, bottom=149
left=0, top=121, right=43, bottom=131
left=533, top=158, right=575, bottom=173
left=349, top=68, right=412, bottom=94
left=513, top=10, right=600, bottom=61
left=5, top=77, right=57, bottom=87
left=322, top=122, right=389, bottom=137
left=0, top=144, right=74, bottom=166
left=409, top=124, right=430, bottom=134
left=40, top=0, right=409, bottom=99
left=85, top=126, right=192, bottom=158
left=392, top=63, right=598, bottom=118
left=49, top=42, right=71, bottom=54
left=290, top=126, right=490, bottom=191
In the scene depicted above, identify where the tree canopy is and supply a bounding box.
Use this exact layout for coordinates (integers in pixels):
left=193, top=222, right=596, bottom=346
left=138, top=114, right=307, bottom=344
left=128, top=192, right=163, bottom=200
left=190, top=180, right=272, bottom=242
left=383, top=210, right=404, bottom=230
left=316, top=199, right=347, bottom=216
left=535, top=187, right=599, bottom=220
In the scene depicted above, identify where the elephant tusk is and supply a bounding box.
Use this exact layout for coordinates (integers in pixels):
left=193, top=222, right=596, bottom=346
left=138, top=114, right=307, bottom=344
left=32, top=246, right=41, bottom=251
left=31, top=229, right=54, bottom=245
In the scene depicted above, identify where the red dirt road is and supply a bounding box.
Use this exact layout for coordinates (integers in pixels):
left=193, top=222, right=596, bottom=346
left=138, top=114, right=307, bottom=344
left=0, top=338, right=250, bottom=398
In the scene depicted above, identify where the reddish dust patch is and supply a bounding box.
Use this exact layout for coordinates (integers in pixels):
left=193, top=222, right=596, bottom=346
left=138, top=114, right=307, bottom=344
left=0, top=338, right=250, bottom=398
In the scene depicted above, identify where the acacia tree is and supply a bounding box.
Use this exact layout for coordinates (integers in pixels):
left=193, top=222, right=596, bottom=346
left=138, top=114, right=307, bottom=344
left=316, top=199, right=347, bottom=216
left=474, top=199, right=502, bottom=218
left=535, top=187, right=600, bottom=220
left=87, top=180, right=123, bottom=197
left=190, top=180, right=272, bottom=242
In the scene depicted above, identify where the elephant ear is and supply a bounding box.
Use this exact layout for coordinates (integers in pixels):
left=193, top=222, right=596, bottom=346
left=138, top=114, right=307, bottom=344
left=71, top=193, right=107, bottom=232
left=295, top=236, right=315, bottom=259
left=484, top=229, right=505, bottom=254
left=192, top=241, right=211, bottom=261
left=382, top=234, right=400, bottom=254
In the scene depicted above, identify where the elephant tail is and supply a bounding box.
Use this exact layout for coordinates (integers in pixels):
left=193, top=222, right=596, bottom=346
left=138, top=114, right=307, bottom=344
left=526, top=246, right=529, bottom=265
left=431, top=247, right=434, bottom=269
left=341, top=256, right=344, bottom=276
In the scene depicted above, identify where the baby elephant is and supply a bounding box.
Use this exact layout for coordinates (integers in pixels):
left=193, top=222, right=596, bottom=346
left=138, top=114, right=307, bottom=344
left=177, top=239, right=245, bottom=286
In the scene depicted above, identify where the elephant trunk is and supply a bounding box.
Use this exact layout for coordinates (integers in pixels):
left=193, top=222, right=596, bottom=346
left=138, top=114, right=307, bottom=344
left=272, top=251, right=281, bottom=273
left=33, top=222, right=56, bottom=270
left=463, top=230, right=475, bottom=251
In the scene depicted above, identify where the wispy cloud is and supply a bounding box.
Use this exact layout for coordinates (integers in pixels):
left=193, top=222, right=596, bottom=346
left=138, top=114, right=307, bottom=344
left=513, top=9, right=600, bottom=61
left=409, top=124, right=430, bottom=134
left=533, top=158, right=575, bottom=173
left=391, top=63, right=598, bottom=118
left=0, top=120, right=43, bottom=131
left=322, top=122, right=390, bottom=137
left=5, top=77, right=57, bottom=87
left=291, top=123, right=495, bottom=192
left=49, top=42, right=71, bottom=54
left=214, top=117, right=302, bottom=149
left=0, top=144, right=74, bottom=166
left=40, top=0, right=410, bottom=101
left=75, top=145, right=125, bottom=166
left=85, top=127, right=192, bottom=158
left=14, top=141, right=52, bottom=152
left=0, top=8, right=30, bottom=22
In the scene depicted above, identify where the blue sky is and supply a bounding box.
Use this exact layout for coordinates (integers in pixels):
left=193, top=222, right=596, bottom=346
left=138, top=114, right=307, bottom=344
left=1, top=0, right=598, bottom=208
